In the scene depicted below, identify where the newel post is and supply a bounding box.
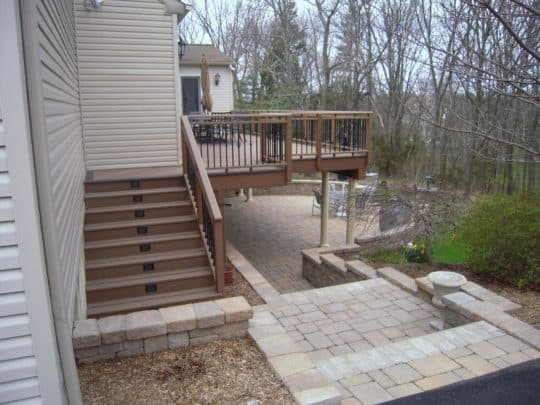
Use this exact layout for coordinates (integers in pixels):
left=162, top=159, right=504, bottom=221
left=181, top=118, right=188, bottom=175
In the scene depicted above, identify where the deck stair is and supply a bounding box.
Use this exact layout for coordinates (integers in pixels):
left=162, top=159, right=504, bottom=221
left=84, top=175, right=220, bottom=318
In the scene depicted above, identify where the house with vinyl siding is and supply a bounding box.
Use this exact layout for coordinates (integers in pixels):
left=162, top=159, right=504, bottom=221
left=0, top=0, right=370, bottom=403
left=0, top=1, right=191, bottom=402
left=178, top=44, right=235, bottom=114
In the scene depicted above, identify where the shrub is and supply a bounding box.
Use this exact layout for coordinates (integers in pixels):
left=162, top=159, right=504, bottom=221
left=404, top=242, right=427, bottom=263
left=457, top=193, right=540, bottom=289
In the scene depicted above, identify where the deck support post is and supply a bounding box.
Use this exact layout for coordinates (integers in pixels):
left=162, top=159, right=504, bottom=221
left=246, top=187, right=254, bottom=202
left=238, top=188, right=245, bottom=199
left=320, top=171, right=329, bottom=247
left=346, top=178, right=356, bottom=244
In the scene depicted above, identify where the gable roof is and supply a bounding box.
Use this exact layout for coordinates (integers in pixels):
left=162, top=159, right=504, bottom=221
left=179, top=44, right=234, bottom=67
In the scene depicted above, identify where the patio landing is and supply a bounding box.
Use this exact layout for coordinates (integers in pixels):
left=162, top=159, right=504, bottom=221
left=228, top=245, right=540, bottom=404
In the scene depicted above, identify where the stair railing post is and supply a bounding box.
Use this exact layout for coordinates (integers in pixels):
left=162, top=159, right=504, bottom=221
left=196, top=181, right=203, bottom=224
left=285, top=114, right=293, bottom=182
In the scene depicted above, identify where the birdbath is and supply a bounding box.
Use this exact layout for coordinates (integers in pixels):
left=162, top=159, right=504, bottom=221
left=428, top=271, right=467, bottom=330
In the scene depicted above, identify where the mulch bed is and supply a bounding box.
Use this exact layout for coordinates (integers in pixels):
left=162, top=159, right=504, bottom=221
left=223, top=268, right=265, bottom=306
left=78, top=337, right=294, bottom=405
left=369, top=261, right=540, bottom=329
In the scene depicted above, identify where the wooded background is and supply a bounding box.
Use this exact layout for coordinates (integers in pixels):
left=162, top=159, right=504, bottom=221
left=181, top=0, right=539, bottom=195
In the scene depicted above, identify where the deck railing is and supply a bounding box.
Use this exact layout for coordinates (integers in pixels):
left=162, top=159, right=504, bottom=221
left=181, top=116, right=225, bottom=293
left=188, top=111, right=372, bottom=173
left=290, top=111, right=371, bottom=157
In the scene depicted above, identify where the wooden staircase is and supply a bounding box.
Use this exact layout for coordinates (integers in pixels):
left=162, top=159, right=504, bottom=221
left=84, top=175, right=221, bottom=318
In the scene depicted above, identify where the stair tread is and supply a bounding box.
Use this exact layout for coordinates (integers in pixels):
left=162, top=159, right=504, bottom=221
left=86, top=200, right=191, bottom=214
left=85, top=167, right=182, bottom=183
left=84, top=215, right=195, bottom=232
left=86, top=248, right=207, bottom=269
left=87, top=286, right=221, bottom=317
left=85, top=231, right=201, bottom=250
left=86, top=267, right=212, bottom=291
left=86, top=186, right=186, bottom=199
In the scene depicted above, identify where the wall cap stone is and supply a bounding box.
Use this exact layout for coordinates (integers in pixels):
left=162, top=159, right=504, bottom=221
left=159, top=303, right=196, bottom=333
left=215, top=296, right=253, bottom=323
left=193, top=300, right=225, bottom=329
left=98, top=315, right=126, bottom=344
left=126, top=310, right=167, bottom=340
left=73, top=319, right=101, bottom=349
left=377, top=267, right=417, bottom=294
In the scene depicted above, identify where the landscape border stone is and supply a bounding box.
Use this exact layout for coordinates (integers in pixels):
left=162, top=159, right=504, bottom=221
left=73, top=296, right=253, bottom=364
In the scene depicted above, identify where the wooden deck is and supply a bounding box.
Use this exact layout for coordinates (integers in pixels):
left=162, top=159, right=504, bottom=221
left=190, top=111, right=372, bottom=189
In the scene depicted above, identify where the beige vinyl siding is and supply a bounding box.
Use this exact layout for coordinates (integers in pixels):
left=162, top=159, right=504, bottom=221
left=180, top=65, right=234, bottom=113
left=1, top=2, right=60, bottom=402
left=21, top=0, right=86, bottom=402
left=0, top=158, right=39, bottom=402
left=32, top=0, right=86, bottom=325
left=75, top=0, right=180, bottom=169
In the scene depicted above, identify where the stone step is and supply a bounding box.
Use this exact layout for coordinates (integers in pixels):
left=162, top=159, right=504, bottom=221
left=416, top=277, right=521, bottom=313
left=314, top=321, right=505, bottom=382
left=313, top=320, right=538, bottom=404
left=345, top=260, right=378, bottom=279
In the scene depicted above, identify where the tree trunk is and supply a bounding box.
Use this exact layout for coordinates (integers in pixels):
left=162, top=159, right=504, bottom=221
left=505, top=144, right=513, bottom=195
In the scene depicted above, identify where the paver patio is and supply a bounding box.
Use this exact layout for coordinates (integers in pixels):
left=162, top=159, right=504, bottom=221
left=275, top=279, right=440, bottom=360
left=247, top=278, right=540, bottom=404
left=226, top=194, right=378, bottom=293
left=225, top=194, right=539, bottom=404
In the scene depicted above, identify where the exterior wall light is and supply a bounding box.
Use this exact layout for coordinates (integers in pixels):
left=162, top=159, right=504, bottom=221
left=178, top=37, right=187, bottom=58
left=214, top=73, right=221, bottom=86
left=84, top=0, right=104, bottom=9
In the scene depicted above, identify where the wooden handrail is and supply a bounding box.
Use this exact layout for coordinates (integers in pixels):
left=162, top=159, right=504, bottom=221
left=181, top=116, right=224, bottom=292
left=181, top=116, right=222, bottom=222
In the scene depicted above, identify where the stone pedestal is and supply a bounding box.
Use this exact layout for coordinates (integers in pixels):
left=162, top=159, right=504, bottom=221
left=428, top=271, right=467, bottom=330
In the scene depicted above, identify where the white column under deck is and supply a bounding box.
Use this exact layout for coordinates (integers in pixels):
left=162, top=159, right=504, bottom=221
left=320, top=172, right=329, bottom=247
left=246, top=187, right=254, bottom=202
left=346, top=178, right=357, bottom=244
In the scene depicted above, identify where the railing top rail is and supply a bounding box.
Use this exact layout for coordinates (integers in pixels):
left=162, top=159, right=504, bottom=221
left=181, top=116, right=222, bottom=222
left=230, top=109, right=373, bottom=114
left=187, top=110, right=372, bottom=122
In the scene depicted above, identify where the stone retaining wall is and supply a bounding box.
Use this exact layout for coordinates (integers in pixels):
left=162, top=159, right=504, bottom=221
left=302, top=244, right=367, bottom=288
left=73, top=297, right=253, bottom=364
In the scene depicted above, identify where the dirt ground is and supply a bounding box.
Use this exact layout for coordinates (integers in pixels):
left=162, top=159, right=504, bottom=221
left=78, top=337, right=294, bottom=405
left=369, top=261, right=540, bottom=329
left=223, top=268, right=265, bottom=306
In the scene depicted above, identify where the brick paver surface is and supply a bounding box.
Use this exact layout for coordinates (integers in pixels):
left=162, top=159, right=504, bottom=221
left=276, top=279, right=440, bottom=359
left=249, top=278, right=540, bottom=404
left=226, top=195, right=356, bottom=293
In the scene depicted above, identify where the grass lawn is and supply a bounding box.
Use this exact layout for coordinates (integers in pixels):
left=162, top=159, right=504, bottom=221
left=367, top=249, right=404, bottom=264
left=367, top=235, right=469, bottom=265
left=432, top=237, right=469, bottom=264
